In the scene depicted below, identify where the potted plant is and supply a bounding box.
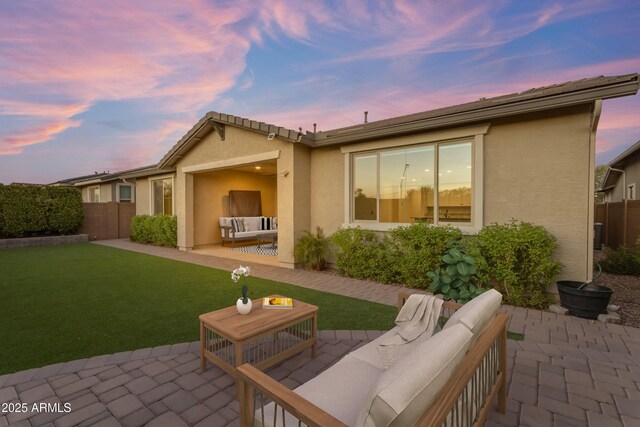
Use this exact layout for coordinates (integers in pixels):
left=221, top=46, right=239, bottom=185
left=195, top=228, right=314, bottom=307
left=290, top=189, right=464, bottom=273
left=232, top=265, right=252, bottom=315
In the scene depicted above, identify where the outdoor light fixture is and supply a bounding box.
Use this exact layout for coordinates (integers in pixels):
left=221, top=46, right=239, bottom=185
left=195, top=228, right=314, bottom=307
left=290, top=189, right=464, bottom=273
left=255, top=166, right=262, bottom=170
left=267, top=132, right=276, bottom=140
left=280, top=170, right=289, bottom=177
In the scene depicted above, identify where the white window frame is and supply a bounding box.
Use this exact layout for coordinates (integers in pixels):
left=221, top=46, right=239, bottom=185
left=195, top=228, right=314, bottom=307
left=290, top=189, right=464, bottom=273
left=627, top=183, right=636, bottom=200
left=342, top=124, right=488, bottom=233
left=149, top=175, right=175, bottom=215
left=116, top=183, right=135, bottom=203
left=88, top=186, right=101, bottom=203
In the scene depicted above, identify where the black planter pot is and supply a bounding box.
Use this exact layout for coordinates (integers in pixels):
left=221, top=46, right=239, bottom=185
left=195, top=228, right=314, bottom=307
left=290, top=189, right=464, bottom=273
left=557, top=280, right=613, bottom=320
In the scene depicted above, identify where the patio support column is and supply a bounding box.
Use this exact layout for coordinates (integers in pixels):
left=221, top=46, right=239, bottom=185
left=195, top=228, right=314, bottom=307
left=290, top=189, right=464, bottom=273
left=177, top=172, right=194, bottom=251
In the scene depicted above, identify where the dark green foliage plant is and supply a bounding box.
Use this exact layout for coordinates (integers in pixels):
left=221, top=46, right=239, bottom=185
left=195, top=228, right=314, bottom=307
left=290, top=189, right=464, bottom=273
left=474, top=220, right=561, bottom=308
left=427, top=244, right=485, bottom=303
left=599, top=246, right=640, bottom=276
left=0, top=184, right=83, bottom=238
left=294, top=227, right=331, bottom=270
left=130, top=215, right=177, bottom=247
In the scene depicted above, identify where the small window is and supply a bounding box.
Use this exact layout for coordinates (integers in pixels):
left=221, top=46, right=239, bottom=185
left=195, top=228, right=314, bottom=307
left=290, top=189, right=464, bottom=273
left=117, top=184, right=134, bottom=203
left=89, top=186, right=100, bottom=203
left=628, top=183, right=636, bottom=200
left=151, top=178, right=173, bottom=215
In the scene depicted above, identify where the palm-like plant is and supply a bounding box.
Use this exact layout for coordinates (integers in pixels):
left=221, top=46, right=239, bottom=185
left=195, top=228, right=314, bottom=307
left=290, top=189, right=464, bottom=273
left=294, top=227, right=330, bottom=271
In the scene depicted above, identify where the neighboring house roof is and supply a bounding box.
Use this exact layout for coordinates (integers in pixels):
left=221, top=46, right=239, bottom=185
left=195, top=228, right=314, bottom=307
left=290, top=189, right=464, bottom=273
left=159, top=73, right=639, bottom=167
left=599, top=139, right=640, bottom=191
left=52, top=172, right=110, bottom=186
left=53, top=164, right=174, bottom=187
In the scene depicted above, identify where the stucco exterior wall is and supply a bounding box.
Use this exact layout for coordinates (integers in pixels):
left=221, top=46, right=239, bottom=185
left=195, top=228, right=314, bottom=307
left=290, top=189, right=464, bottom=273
left=483, top=104, right=595, bottom=282
left=310, top=147, right=345, bottom=235
left=193, top=170, right=277, bottom=246
left=135, top=177, right=150, bottom=215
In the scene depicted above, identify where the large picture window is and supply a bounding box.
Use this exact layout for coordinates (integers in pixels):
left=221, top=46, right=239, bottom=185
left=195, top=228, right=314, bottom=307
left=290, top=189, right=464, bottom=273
left=151, top=178, right=173, bottom=215
left=351, top=140, right=472, bottom=225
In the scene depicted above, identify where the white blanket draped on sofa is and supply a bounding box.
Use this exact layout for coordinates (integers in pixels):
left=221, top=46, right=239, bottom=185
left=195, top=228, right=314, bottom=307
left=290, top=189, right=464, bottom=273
left=377, top=294, right=443, bottom=368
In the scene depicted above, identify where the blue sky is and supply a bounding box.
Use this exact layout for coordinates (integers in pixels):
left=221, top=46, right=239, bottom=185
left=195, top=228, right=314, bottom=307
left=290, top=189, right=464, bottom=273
left=1, top=0, right=639, bottom=183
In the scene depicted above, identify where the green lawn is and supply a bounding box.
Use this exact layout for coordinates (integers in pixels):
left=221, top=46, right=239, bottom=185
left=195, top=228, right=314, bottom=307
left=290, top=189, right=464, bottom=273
left=0, top=243, right=398, bottom=375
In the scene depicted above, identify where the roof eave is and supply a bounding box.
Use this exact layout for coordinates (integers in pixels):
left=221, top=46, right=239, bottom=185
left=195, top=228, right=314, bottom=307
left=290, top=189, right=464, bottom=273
left=313, top=77, right=640, bottom=147
left=159, top=113, right=313, bottom=169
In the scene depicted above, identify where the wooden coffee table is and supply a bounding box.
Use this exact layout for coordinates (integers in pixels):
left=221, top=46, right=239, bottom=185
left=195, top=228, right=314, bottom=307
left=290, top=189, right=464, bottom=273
left=199, top=296, right=318, bottom=381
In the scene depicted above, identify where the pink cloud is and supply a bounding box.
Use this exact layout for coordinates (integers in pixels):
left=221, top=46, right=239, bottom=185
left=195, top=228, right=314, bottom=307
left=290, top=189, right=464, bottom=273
left=0, top=0, right=261, bottom=155
left=0, top=119, right=81, bottom=155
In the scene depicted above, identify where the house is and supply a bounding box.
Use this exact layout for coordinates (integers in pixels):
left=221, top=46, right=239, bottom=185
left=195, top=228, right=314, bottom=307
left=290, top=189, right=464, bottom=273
left=53, top=165, right=173, bottom=205
left=599, top=139, right=640, bottom=202
left=60, top=74, right=640, bottom=285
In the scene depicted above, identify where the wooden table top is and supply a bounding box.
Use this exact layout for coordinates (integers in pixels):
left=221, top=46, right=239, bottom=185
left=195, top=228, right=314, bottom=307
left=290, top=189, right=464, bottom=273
left=199, top=296, right=318, bottom=341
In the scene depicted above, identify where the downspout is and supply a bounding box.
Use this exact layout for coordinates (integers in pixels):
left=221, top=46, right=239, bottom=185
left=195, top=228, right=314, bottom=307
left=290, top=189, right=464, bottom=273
left=586, top=100, right=602, bottom=283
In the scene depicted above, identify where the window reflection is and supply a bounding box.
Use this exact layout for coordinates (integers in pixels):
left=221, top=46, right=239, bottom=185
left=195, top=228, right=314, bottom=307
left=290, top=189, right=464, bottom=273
left=438, top=142, right=472, bottom=223
left=352, top=141, right=472, bottom=225
left=353, top=154, right=377, bottom=221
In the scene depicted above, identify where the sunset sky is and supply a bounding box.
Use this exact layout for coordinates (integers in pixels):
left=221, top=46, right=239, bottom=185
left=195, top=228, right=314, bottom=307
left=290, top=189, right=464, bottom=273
left=1, top=0, right=639, bottom=184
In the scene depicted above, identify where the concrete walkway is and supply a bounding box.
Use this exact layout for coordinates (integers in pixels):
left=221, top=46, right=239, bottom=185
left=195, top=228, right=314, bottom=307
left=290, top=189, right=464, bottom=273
left=1, top=239, right=639, bottom=426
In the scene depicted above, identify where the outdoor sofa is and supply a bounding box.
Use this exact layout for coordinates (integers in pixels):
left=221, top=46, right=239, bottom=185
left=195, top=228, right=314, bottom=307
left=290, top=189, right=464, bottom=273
left=219, top=216, right=277, bottom=247
left=237, top=289, right=508, bottom=427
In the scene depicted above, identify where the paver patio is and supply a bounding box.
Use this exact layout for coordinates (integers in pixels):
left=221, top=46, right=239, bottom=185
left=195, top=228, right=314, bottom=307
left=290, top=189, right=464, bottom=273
left=1, top=239, right=638, bottom=426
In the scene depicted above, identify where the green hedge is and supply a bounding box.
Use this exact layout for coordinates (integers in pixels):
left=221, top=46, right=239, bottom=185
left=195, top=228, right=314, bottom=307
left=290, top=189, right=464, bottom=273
left=0, top=184, right=83, bottom=238
left=331, top=224, right=461, bottom=286
left=472, top=220, right=562, bottom=308
left=130, top=215, right=177, bottom=247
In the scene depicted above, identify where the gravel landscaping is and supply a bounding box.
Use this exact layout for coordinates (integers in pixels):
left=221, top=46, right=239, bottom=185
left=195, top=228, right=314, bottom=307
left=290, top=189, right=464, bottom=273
left=596, top=270, right=640, bottom=328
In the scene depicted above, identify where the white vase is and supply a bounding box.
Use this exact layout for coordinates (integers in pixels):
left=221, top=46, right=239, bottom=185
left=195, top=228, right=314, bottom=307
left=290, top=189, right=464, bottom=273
left=236, top=298, right=252, bottom=315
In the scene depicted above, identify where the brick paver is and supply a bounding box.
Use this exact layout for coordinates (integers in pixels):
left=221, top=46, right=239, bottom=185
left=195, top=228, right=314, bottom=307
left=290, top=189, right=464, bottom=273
left=3, top=239, right=640, bottom=426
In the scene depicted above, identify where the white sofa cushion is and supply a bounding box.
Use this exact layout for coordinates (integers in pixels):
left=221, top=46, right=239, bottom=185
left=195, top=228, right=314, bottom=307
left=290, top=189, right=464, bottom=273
left=356, top=323, right=474, bottom=427
left=243, top=216, right=261, bottom=231
left=256, top=354, right=383, bottom=427
left=348, top=323, right=441, bottom=370
left=443, top=289, right=502, bottom=337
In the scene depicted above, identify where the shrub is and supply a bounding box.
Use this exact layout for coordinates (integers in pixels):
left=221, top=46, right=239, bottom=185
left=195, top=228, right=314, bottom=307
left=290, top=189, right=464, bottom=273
left=294, top=227, right=331, bottom=270
left=474, top=220, right=561, bottom=308
left=331, top=227, right=390, bottom=281
left=427, top=243, right=485, bottom=303
left=131, top=215, right=177, bottom=247
left=387, top=223, right=462, bottom=287
left=46, top=187, right=84, bottom=235
left=330, top=224, right=462, bottom=286
left=0, top=185, right=83, bottom=238
left=600, top=246, right=640, bottom=276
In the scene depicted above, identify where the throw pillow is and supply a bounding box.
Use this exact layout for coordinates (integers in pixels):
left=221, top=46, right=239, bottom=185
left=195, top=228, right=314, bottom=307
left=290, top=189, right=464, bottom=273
left=231, top=218, right=245, bottom=232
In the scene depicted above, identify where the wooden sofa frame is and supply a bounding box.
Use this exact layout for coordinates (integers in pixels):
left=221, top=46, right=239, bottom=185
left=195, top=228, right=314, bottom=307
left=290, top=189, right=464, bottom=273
left=237, top=292, right=508, bottom=427
left=220, top=225, right=277, bottom=247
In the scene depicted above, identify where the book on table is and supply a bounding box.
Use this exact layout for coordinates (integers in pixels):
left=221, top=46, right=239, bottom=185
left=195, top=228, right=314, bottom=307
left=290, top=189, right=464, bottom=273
left=262, top=296, right=293, bottom=309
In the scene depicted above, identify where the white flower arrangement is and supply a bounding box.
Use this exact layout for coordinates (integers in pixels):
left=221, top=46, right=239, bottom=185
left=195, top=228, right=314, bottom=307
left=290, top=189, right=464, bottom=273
left=232, top=265, right=251, bottom=304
